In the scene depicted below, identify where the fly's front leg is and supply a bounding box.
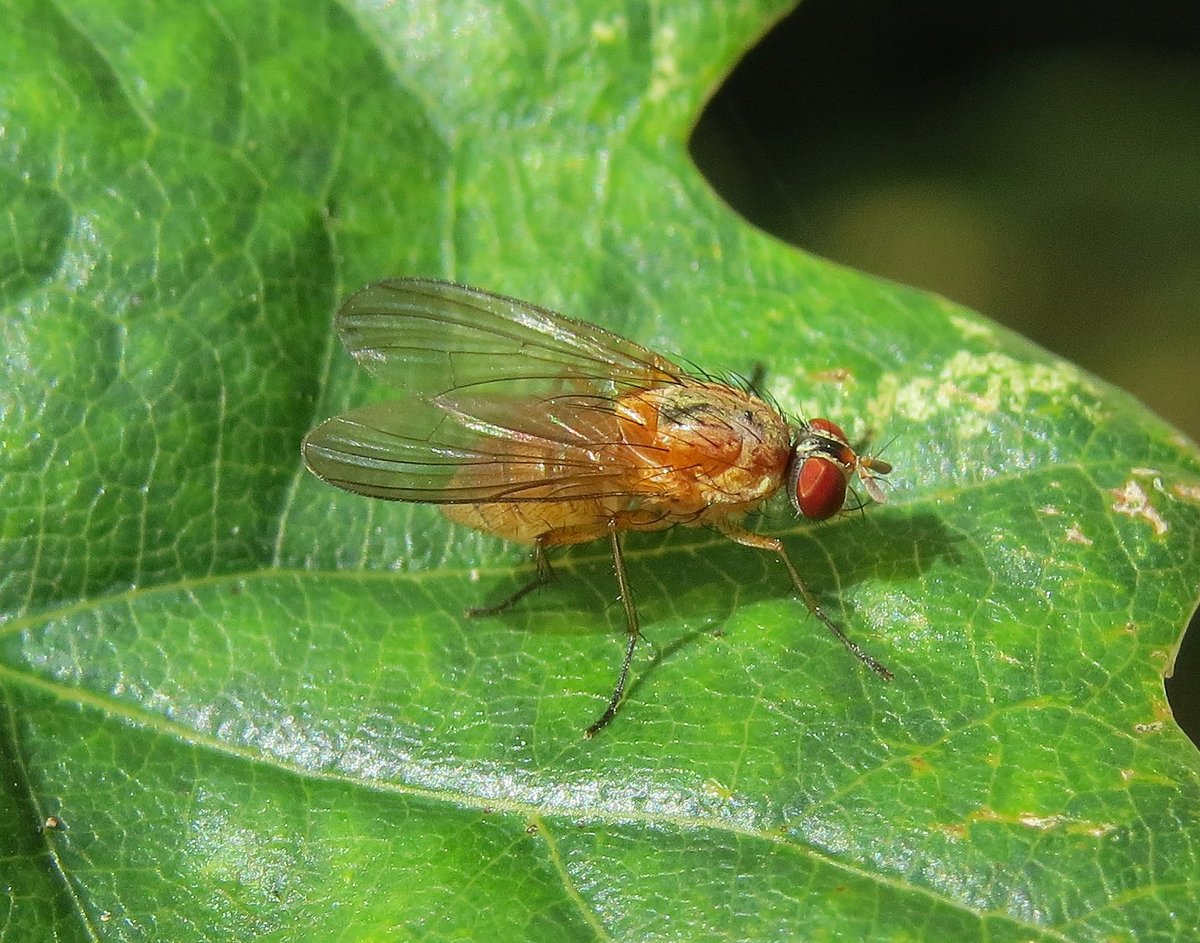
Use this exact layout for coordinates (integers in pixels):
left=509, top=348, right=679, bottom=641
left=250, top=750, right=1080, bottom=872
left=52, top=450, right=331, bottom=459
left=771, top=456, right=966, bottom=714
left=465, top=537, right=553, bottom=618
left=718, top=523, right=893, bottom=681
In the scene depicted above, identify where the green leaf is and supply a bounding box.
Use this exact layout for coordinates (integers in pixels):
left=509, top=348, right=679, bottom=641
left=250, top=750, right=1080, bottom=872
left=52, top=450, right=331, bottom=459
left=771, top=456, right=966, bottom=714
left=3, top=1, right=1199, bottom=940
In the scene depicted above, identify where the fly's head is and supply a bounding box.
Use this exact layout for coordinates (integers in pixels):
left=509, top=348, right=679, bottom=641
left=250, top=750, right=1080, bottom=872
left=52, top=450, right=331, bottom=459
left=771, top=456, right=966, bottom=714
left=788, top=418, right=893, bottom=521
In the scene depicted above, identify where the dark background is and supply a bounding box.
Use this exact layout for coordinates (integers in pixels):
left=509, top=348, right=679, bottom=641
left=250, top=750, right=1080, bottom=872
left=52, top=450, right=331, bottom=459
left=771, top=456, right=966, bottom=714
left=690, top=0, right=1200, bottom=747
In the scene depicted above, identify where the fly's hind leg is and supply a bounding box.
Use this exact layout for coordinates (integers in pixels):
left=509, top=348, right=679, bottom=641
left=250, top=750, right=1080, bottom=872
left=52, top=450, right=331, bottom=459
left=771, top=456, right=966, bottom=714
left=465, top=538, right=553, bottom=618
left=718, top=523, right=893, bottom=681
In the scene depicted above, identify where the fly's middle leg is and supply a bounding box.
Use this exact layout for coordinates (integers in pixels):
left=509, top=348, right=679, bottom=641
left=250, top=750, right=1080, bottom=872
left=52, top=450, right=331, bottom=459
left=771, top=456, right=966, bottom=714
left=465, top=513, right=653, bottom=736
left=585, top=520, right=641, bottom=738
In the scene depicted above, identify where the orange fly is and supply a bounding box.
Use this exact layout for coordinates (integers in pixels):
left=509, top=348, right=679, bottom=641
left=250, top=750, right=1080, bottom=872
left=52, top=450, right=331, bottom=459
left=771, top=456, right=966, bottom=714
left=302, top=279, right=894, bottom=736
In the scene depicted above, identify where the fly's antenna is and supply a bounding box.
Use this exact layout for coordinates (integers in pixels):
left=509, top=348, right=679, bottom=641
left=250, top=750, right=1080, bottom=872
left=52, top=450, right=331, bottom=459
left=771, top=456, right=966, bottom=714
left=854, top=430, right=896, bottom=506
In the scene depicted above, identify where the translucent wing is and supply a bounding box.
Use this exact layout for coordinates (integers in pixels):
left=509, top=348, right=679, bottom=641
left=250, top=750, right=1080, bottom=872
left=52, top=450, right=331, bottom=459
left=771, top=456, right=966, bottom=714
left=302, top=279, right=688, bottom=503
left=335, top=278, right=680, bottom=393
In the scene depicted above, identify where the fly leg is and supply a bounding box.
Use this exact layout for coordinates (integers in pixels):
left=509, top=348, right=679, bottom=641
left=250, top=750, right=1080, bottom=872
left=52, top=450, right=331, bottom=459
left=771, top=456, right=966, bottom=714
left=584, top=521, right=641, bottom=738
left=465, top=537, right=553, bottom=618
left=718, top=524, right=893, bottom=681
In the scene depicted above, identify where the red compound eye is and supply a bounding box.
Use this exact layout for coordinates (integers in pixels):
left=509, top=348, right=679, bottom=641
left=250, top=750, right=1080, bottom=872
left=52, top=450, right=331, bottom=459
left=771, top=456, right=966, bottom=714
left=795, top=455, right=848, bottom=520
left=808, top=417, right=848, bottom=443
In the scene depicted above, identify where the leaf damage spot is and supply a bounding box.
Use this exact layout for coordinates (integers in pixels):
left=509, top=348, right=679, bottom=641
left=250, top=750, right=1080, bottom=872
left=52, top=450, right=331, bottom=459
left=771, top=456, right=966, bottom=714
left=1110, top=480, right=1169, bottom=536
left=908, top=755, right=932, bottom=774
left=949, top=314, right=995, bottom=340
left=1064, top=524, right=1094, bottom=546
left=1038, top=504, right=1062, bottom=516
left=1171, top=481, right=1200, bottom=504
left=1018, top=813, right=1064, bottom=829
left=1120, top=766, right=1178, bottom=788
left=703, top=778, right=736, bottom=800
left=1074, top=822, right=1118, bottom=838
left=807, top=367, right=854, bottom=385
left=869, top=350, right=1099, bottom=437
left=647, top=25, right=680, bottom=102
left=590, top=18, right=623, bottom=44
left=935, top=822, right=968, bottom=841
left=969, top=807, right=1116, bottom=836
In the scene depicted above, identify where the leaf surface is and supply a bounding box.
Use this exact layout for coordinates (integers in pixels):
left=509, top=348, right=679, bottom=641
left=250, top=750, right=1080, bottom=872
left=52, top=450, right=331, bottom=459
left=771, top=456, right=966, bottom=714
left=2, top=1, right=1199, bottom=940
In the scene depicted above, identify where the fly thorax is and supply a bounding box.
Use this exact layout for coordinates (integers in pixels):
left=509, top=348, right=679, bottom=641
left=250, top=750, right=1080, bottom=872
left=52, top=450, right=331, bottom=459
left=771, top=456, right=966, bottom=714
left=616, top=381, right=791, bottom=508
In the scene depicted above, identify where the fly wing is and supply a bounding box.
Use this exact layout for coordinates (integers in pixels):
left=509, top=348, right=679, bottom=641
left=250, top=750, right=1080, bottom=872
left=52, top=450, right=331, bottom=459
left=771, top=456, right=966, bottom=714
left=302, top=279, right=685, bottom=503
left=335, top=278, right=680, bottom=395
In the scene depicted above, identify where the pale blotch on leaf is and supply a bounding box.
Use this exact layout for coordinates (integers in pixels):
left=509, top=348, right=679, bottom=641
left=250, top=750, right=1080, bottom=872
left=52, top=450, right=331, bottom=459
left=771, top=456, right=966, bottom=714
left=1110, top=479, right=1170, bottom=536
left=1064, top=523, right=1094, bottom=546
left=869, top=349, right=1102, bottom=439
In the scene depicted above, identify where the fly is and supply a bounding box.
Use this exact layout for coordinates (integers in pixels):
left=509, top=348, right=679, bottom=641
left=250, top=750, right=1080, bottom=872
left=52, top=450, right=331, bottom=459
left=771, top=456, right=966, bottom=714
left=302, top=278, right=894, bottom=736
